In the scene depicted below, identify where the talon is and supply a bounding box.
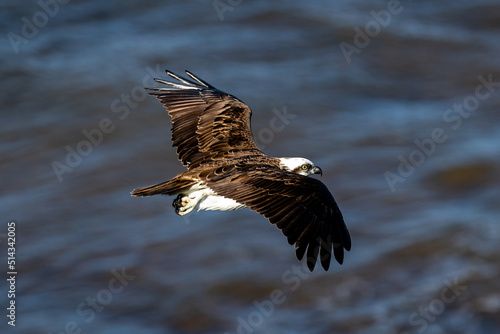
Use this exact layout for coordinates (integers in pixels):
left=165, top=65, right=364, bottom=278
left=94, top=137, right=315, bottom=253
left=172, top=194, right=194, bottom=216
left=173, top=194, right=183, bottom=214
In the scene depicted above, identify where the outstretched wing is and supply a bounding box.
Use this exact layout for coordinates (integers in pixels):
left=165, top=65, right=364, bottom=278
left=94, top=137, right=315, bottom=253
left=148, top=70, right=263, bottom=168
left=200, top=161, right=351, bottom=271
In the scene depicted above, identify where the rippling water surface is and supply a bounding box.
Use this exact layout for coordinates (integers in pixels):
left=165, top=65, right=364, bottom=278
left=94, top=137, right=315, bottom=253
left=1, top=1, right=500, bottom=333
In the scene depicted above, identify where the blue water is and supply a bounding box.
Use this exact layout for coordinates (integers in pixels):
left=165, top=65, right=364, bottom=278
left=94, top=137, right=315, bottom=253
left=1, top=1, right=500, bottom=333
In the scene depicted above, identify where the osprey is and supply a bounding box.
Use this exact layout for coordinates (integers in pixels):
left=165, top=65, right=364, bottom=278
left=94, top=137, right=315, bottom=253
left=131, top=70, right=351, bottom=271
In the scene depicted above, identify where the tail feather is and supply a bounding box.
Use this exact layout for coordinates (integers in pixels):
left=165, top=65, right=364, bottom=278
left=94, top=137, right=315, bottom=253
left=131, top=178, right=197, bottom=197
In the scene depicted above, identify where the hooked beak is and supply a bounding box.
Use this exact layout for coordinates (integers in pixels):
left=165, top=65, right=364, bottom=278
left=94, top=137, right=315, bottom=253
left=312, top=166, right=323, bottom=176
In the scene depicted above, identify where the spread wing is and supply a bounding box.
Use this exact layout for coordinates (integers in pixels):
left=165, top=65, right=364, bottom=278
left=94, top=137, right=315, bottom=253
left=200, top=162, right=351, bottom=271
left=148, top=70, right=263, bottom=168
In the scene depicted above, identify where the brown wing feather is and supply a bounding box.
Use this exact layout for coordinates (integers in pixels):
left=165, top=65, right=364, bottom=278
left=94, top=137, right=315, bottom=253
left=149, top=70, right=263, bottom=168
left=201, top=160, right=351, bottom=271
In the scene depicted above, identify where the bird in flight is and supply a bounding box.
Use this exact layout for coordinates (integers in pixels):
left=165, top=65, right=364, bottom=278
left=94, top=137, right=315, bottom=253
left=131, top=70, right=351, bottom=271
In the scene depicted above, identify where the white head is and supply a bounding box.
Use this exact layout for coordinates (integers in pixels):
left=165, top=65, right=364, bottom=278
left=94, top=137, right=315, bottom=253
left=278, top=157, right=323, bottom=177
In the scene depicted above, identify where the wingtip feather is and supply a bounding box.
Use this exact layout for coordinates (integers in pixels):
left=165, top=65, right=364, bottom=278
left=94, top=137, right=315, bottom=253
left=185, top=70, right=213, bottom=88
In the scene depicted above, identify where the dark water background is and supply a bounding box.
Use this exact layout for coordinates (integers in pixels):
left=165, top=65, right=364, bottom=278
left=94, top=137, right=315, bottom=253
left=1, top=0, right=500, bottom=333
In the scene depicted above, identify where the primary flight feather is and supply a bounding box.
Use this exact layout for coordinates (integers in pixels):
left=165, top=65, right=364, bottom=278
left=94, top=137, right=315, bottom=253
left=131, top=70, right=351, bottom=271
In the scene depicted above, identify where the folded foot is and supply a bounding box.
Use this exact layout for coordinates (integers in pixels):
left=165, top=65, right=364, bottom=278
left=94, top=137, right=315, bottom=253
left=172, top=194, right=195, bottom=216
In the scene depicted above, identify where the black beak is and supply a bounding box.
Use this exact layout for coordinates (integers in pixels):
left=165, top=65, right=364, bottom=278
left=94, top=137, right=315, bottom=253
left=312, top=166, right=323, bottom=176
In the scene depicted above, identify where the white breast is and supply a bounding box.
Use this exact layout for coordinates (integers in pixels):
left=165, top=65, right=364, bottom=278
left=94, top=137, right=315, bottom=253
left=197, top=191, right=246, bottom=212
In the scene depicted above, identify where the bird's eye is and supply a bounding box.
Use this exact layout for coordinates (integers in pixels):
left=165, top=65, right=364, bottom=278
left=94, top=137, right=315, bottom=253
left=301, top=164, right=309, bottom=170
